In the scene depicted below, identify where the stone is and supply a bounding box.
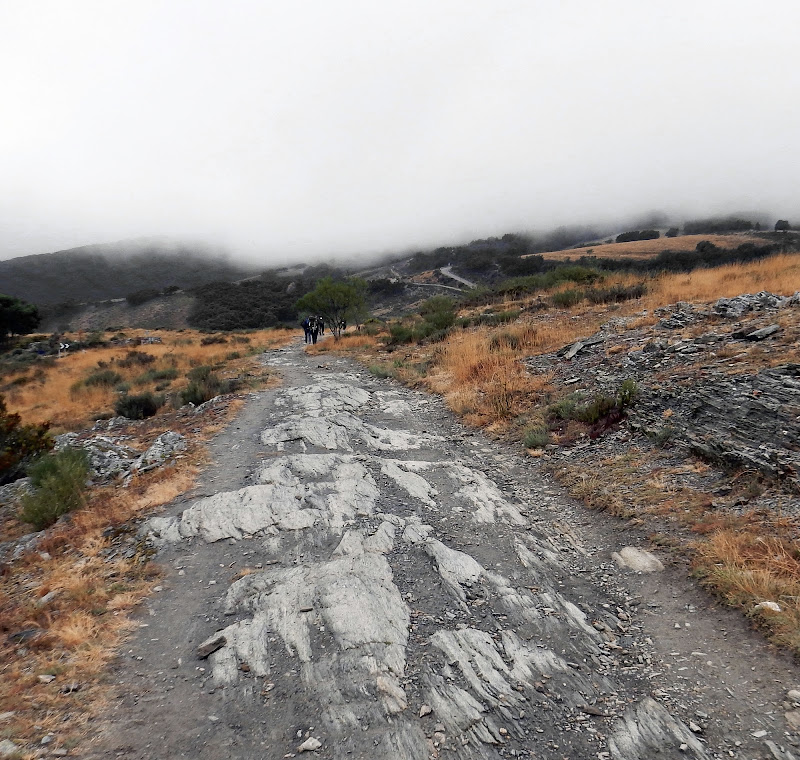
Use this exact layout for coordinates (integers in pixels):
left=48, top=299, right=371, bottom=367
left=785, top=710, right=800, bottom=731
left=38, top=674, right=56, bottom=683
left=133, top=431, right=186, bottom=473
left=197, top=632, right=227, bottom=659
left=745, top=324, right=781, bottom=341
left=297, top=737, right=322, bottom=752
left=788, top=690, right=800, bottom=704
left=0, top=739, right=20, bottom=757
left=611, top=547, right=664, bottom=573
left=754, top=601, right=782, bottom=613
left=419, top=705, right=432, bottom=718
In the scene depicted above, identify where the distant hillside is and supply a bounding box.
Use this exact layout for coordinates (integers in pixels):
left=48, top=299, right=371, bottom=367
left=0, top=239, right=259, bottom=305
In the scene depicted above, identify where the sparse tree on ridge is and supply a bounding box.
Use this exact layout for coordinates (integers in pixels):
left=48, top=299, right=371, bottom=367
left=296, top=277, right=368, bottom=340
left=775, top=220, right=791, bottom=232
left=0, top=294, right=41, bottom=344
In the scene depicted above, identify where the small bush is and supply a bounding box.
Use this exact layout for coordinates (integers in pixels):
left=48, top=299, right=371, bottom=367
left=489, top=331, right=522, bottom=352
left=180, top=373, right=240, bottom=406
left=585, top=283, right=646, bottom=304
left=649, top=426, right=677, bottom=448
left=134, top=367, right=178, bottom=385
left=368, top=364, right=392, bottom=379
left=548, top=394, right=581, bottom=420
left=118, top=351, right=155, bottom=368
left=200, top=335, right=228, bottom=345
left=386, top=324, right=415, bottom=345
left=550, top=289, right=584, bottom=308
left=84, top=369, right=123, bottom=387
left=114, top=392, right=164, bottom=420
left=573, top=394, right=617, bottom=424
left=523, top=425, right=550, bottom=449
left=19, top=447, right=89, bottom=529
left=617, top=378, right=638, bottom=409
left=225, top=351, right=241, bottom=360
left=187, top=365, right=213, bottom=382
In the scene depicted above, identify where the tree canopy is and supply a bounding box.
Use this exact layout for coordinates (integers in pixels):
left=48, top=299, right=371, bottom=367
left=295, top=278, right=367, bottom=339
left=0, top=294, right=41, bottom=343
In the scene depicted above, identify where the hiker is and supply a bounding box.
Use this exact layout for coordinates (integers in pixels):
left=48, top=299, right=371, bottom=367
left=318, top=317, right=325, bottom=336
left=301, top=317, right=312, bottom=344
left=309, top=316, right=320, bottom=344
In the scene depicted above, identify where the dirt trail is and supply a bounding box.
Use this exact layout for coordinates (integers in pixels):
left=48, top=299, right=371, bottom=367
left=87, top=340, right=800, bottom=760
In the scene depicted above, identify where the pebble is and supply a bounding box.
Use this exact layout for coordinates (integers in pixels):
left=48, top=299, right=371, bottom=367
left=38, top=674, right=56, bottom=683
left=419, top=705, right=432, bottom=717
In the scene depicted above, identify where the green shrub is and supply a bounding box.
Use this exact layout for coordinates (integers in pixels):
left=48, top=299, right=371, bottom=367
left=0, top=395, right=52, bottom=485
left=114, top=392, right=164, bottom=419
left=523, top=425, right=550, bottom=449
left=548, top=394, right=581, bottom=420
left=187, top=365, right=213, bottom=382
left=550, top=289, right=584, bottom=308
left=649, top=426, right=677, bottom=448
left=225, top=351, right=241, bottom=360
left=368, top=364, right=392, bottom=379
left=180, top=373, right=241, bottom=406
left=573, top=394, right=617, bottom=424
left=617, top=378, right=638, bottom=408
left=84, top=369, right=123, bottom=387
left=134, top=367, right=178, bottom=385
left=386, top=324, right=414, bottom=345
left=19, top=447, right=89, bottom=529
left=585, top=283, right=647, bottom=304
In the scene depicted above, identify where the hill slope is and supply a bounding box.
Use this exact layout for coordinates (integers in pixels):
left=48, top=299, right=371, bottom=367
left=0, top=240, right=259, bottom=305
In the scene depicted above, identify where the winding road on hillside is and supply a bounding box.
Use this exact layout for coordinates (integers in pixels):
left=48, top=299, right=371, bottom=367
left=87, top=340, right=800, bottom=760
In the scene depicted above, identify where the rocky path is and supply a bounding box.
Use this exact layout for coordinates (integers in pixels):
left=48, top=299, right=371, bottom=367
left=87, top=340, right=800, bottom=760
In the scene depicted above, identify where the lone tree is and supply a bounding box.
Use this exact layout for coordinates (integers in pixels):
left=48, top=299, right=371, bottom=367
left=775, top=220, right=791, bottom=232
left=296, top=277, right=367, bottom=340
left=0, top=294, right=41, bottom=345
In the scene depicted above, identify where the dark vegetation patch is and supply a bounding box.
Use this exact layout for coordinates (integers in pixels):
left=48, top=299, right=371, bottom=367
left=0, top=395, right=52, bottom=485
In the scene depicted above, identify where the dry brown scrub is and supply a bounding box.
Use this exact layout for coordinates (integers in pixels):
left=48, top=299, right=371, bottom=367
left=536, top=233, right=766, bottom=261
left=321, top=250, right=800, bottom=655
left=0, top=329, right=293, bottom=753
left=2, top=328, right=294, bottom=431
left=0, top=428, right=212, bottom=752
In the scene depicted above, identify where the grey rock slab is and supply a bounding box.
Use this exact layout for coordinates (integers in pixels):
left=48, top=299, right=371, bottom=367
left=612, top=547, right=665, bottom=573
left=84, top=339, right=798, bottom=760
left=608, top=697, right=709, bottom=759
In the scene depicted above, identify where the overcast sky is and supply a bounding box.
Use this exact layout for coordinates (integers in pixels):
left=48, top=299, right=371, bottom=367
left=1, top=1, right=798, bottom=263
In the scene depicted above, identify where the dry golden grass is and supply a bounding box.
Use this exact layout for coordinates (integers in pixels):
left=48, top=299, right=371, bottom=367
left=0, top=328, right=290, bottom=753
left=692, top=523, right=800, bottom=652
left=3, top=328, right=293, bottom=430
left=321, top=250, right=800, bottom=654
left=536, top=234, right=765, bottom=261
left=644, top=252, right=800, bottom=307
left=305, top=333, right=380, bottom=354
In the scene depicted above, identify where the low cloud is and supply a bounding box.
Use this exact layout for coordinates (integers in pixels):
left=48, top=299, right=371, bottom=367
left=1, top=1, right=798, bottom=262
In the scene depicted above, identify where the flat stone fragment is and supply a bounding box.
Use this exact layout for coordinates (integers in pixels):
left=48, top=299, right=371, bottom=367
left=746, top=324, right=781, bottom=340
left=196, top=631, right=227, bottom=659
left=612, top=546, right=664, bottom=573
left=297, top=736, right=322, bottom=752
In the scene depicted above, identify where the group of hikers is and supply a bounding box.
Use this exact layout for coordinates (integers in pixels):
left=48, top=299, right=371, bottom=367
left=301, top=315, right=324, bottom=344
left=301, top=315, right=348, bottom=343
